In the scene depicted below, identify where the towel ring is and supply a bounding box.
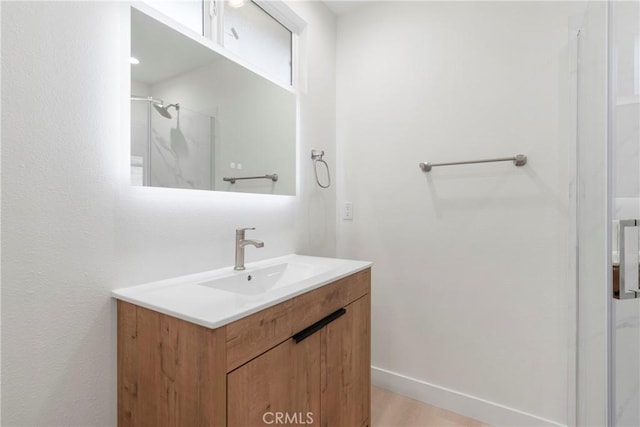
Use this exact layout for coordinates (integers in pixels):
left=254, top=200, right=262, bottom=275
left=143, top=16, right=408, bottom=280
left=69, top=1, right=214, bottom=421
left=311, top=150, right=331, bottom=189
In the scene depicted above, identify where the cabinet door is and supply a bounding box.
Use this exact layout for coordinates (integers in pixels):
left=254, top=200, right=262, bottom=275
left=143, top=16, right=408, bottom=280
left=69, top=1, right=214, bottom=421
left=321, top=294, right=371, bottom=427
left=227, top=333, right=321, bottom=427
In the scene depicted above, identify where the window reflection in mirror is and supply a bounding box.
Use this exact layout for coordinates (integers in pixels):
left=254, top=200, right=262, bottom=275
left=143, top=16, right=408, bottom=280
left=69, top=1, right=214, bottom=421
left=224, top=1, right=293, bottom=86
left=143, top=0, right=204, bottom=36
left=130, top=7, right=296, bottom=195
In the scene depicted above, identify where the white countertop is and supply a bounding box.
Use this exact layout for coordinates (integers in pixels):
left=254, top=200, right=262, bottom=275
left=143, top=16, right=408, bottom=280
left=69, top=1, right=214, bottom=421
left=112, top=254, right=372, bottom=329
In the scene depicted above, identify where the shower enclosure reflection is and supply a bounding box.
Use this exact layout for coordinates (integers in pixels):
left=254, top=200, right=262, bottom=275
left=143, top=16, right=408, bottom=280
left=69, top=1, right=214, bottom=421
left=131, top=96, right=215, bottom=190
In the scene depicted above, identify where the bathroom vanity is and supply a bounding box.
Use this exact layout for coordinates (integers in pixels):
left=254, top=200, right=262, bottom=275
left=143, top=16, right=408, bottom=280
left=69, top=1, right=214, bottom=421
left=114, top=255, right=371, bottom=426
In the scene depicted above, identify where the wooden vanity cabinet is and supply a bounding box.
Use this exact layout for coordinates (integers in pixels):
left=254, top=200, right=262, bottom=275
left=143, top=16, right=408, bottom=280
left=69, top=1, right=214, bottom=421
left=227, top=294, right=370, bottom=427
left=321, top=294, right=371, bottom=427
left=118, top=268, right=371, bottom=427
left=227, top=331, right=322, bottom=426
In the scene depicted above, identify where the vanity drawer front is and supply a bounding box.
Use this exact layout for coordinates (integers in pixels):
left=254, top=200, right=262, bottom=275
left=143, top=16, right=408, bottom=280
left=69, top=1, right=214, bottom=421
left=225, top=268, right=370, bottom=372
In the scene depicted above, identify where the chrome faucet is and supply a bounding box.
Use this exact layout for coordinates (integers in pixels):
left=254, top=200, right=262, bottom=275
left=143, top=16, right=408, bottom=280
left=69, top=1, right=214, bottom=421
left=234, top=227, right=264, bottom=270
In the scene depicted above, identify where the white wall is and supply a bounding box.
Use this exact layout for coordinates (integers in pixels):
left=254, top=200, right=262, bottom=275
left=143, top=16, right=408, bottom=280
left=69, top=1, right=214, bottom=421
left=289, top=1, right=337, bottom=258
left=336, top=2, right=584, bottom=425
left=567, top=2, right=609, bottom=425
left=0, top=1, right=3, bottom=420
left=1, top=1, right=336, bottom=424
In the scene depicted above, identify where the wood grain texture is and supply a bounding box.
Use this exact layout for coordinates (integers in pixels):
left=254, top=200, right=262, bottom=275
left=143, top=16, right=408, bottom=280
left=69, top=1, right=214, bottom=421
left=371, top=386, right=490, bottom=427
left=117, top=302, right=226, bottom=426
left=227, top=335, right=321, bottom=427
left=321, top=294, right=371, bottom=427
left=225, top=269, right=370, bottom=372
left=118, top=301, right=138, bottom=427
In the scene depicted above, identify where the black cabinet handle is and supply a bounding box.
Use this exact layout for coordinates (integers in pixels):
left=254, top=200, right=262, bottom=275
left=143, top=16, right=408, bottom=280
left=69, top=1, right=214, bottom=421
left=292, top=308, right=346, bottom=343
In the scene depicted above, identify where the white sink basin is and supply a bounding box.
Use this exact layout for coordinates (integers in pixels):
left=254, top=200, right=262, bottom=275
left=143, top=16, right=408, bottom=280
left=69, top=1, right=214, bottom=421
left=200, top=261, right=321, bottom=295
left=199, top=263, right=289, bottom=295
left=199, top=260, right=331, bottom=295
left=112, top=254, right=372, bottom=329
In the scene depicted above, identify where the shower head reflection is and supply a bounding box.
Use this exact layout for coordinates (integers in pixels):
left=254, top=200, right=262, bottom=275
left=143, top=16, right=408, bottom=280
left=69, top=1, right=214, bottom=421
left=153, top=103, right=180, bottom=119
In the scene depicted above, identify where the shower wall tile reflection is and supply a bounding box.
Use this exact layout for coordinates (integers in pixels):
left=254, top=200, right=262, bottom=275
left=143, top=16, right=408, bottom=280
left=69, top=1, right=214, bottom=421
left=131, top=96, right=149, bottom=186
left=150, top=106, right=214, bottom=190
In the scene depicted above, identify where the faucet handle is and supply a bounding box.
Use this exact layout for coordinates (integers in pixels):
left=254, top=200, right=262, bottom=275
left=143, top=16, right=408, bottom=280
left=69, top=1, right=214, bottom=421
left=236, top=227, right=255, bottom=237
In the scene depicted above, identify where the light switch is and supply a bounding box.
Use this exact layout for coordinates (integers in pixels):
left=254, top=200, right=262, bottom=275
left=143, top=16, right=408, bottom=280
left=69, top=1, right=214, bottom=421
left=343, top=202, right=353, bottom=220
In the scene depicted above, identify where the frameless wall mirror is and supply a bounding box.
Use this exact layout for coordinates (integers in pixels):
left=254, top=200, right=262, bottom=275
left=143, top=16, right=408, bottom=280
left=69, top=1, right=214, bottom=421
left=130, top=6, right=296, bottom=195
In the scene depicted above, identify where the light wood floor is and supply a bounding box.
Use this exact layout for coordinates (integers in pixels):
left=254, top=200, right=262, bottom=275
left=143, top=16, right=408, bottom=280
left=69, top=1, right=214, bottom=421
left=371, top=386, right=490, bottom=427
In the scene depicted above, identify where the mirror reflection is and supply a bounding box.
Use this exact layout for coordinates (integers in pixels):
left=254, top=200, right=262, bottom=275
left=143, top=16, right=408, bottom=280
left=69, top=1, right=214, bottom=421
left=130, top=7, right=296, bottom=195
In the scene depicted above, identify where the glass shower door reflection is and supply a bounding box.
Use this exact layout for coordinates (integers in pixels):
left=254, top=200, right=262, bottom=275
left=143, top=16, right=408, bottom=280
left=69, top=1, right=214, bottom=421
left=610, top=1, right=640, bottom=425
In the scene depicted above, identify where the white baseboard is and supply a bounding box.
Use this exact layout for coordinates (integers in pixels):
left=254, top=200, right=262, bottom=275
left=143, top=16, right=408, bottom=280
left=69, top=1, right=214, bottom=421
left=371, top=366, right=565, bottom=427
